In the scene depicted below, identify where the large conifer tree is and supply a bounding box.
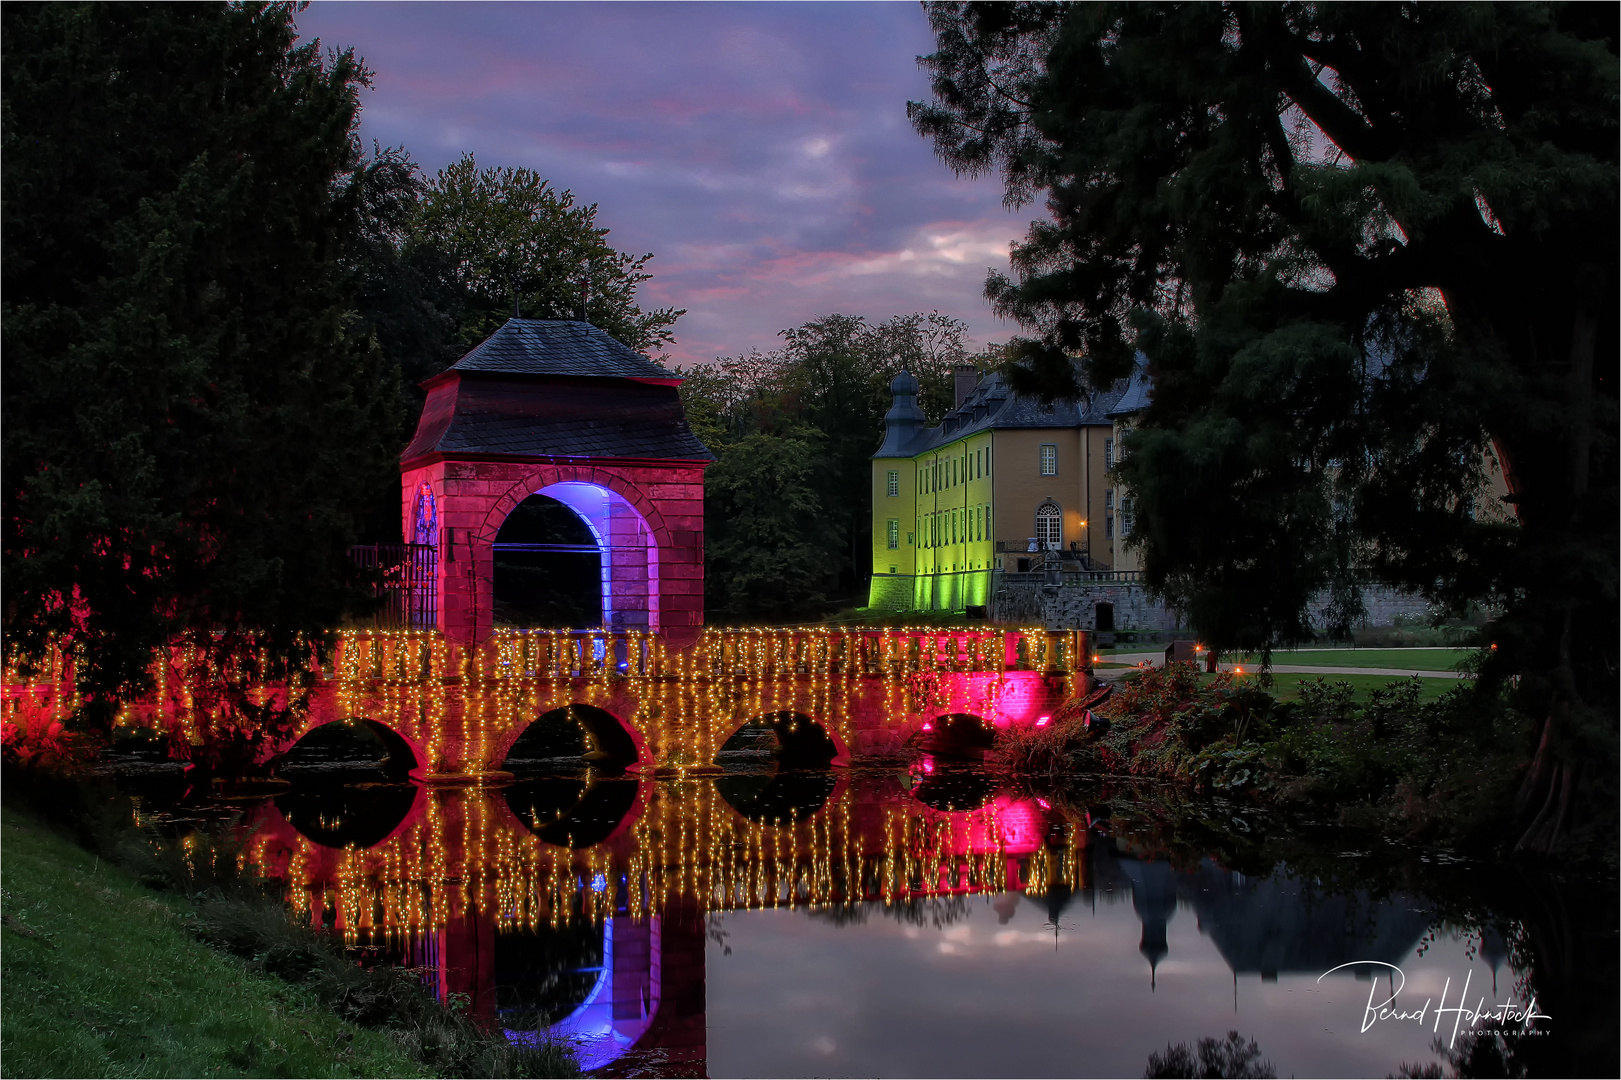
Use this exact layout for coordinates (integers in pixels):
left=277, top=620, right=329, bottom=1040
left=911, top=2, right=1616, bottom=851
left=3, top=2, right=402, bottom=720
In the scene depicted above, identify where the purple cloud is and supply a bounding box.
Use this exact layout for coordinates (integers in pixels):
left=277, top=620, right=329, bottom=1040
left=294, top=1, right=1026, bottom=364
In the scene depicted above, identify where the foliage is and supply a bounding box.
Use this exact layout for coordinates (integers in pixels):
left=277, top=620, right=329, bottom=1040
left=911, top=2, right=1618, bottom=851
left=1001, top=657, right=1607, bottom=860
left=992, top=689, right=1099, bottom=776
left=1097, top=664, right=1279, bottom=791
left=2, top=3, right=402, bottom=723
left=703, top=428, right=840, bottom=619
left=408, top=152, right=684, bottom=362
left=678, top=312, right=997, bottom=616
left=1143, top=1030, right=1276, bottom=1079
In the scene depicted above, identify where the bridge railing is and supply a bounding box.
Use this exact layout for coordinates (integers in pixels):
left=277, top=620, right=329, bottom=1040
left=348, top=544, right=437, bottom=630
left=331, top=626, right=1088, bottom=685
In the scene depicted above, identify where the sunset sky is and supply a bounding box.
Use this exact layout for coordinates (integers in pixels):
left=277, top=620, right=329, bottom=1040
left=294, top=1, right=1028, bottom=365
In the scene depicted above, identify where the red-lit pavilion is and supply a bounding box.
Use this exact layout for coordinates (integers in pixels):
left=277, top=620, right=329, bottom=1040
left=399, top=319, right=712, bottom=645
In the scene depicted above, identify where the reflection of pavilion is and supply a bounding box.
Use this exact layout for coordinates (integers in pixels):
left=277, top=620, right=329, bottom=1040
left=502, top=906, right=708, bottom=1078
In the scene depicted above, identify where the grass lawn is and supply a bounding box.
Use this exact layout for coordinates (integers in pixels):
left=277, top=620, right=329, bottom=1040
left=0, top=806, right=427, bottom=1079
left=1098, top=646, right=1476, bottom=672
left=1252, top=671, right=1462, bottom=703
left=1243, top=647, right=1477, bottom=671
left=1106, top=668, right=1462, bottom=704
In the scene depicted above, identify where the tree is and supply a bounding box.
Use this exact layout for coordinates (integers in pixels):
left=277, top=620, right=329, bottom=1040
left=703, top=429, right=841, bottom=620
left=2, top=2, right=401, bottom=730
left=678, top=312, right=991, bottom=615
left=911, top=2, right=1617, bottom=852
left=407, top=153, right=685, bottom=366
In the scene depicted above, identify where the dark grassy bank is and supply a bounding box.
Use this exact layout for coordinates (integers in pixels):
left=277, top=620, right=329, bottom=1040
left=1, top=805, right=425, bottom=1078
left=0, top=775, right=580, bottom=1080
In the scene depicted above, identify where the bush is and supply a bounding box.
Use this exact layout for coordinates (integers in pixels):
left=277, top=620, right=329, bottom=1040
left=1096, top=663, right=1280, bottom=794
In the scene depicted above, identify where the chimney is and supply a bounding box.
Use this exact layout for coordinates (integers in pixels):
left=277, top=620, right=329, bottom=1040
left=953, top=364, right=979, bottom=409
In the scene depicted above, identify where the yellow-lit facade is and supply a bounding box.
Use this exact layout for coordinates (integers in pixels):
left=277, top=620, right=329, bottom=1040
left=869, top=366, right=1140, bottom=613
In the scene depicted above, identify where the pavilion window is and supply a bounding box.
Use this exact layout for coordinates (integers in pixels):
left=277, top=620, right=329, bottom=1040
left=1040, top=444, right=1057, bottom=476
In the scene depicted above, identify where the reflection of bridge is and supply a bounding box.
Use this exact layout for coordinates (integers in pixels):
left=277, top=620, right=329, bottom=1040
left=245, top=775, right=1436, bottom=1076
left=285, top=625, right=1087, bottom=778
left=246, top=773, right=1086, bottom=1076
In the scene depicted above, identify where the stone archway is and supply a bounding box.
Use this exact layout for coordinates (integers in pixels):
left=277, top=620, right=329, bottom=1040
left=489, top=479, right=661, bottom=633
left=402, top=458, right=704, bottom=646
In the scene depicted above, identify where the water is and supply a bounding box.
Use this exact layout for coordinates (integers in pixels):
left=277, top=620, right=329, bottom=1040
left=211, top=762, right=1613, bottom=1078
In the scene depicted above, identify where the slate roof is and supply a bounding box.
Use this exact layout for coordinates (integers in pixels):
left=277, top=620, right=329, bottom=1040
left=1106, top=362, right=1152, bottom=417
left=873, top=356, right=1149, bottom=459
left=401, top=319, right=713, bottom=464
left=451, top=318, right=674, bottom=380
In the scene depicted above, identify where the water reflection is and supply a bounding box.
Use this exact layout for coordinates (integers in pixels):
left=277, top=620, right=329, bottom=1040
left=274, top=783, right=419, bottom=849
left=505, top=774, right=642, bottom=849
left=714, top=771, right=838, bottom=824
left=244, top=772, right=1605, bottom=1078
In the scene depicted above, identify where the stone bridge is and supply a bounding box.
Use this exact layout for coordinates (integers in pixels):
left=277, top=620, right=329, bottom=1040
left=291, top=625, right=1089, bottom=779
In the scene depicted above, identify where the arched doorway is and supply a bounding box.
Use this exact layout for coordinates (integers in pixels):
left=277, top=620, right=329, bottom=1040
left=492, top=482, right=658, bottom=632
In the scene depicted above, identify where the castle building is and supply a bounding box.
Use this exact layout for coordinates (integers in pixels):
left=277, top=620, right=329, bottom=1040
left=867, top=361, right=1147, bottom=613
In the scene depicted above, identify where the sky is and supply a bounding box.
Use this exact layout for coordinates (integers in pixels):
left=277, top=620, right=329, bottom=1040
left=293, top=1, right=1029, bottom=365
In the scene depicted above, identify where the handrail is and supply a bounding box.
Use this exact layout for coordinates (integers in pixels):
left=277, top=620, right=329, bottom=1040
left=328, top=626, right=1089, bottom=685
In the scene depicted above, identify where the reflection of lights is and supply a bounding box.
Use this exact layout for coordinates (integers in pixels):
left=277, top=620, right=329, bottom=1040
left=1036, top=715, right=1050, bottom=727
left=921, top=757, right=935, bottom=774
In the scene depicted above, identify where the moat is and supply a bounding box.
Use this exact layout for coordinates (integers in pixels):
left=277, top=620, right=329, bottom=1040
left=131, top=757, right=1615, bottom=1079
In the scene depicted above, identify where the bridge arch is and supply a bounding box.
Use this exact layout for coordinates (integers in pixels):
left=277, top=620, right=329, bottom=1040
left=714, top=711, right=844, bottom=770
left=498, top=703, right=649, bottom=775
left=275, top=718, right=424, bottom=781
left=912, top=712, right=996, bottom=760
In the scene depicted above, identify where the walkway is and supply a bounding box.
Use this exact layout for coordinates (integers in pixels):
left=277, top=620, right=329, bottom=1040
left=1098, top=652, right=1472, bottom=681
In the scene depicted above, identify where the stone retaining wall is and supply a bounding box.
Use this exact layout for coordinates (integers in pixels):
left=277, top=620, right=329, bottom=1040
left=990, top=577, right=1432, bottom=633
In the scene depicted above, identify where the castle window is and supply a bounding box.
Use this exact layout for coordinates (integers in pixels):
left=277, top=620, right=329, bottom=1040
left=1039, top=444, right=1057, bottom=476
left=1104, top=437, right=1115, bottom=470
left=1036, top=501, right=1062, bottom=550
left=1120, top=497, right=1134, bottom=538
left=887, top=470, right=899, bottom=497
left=886, top=519, right=900, bottom=549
